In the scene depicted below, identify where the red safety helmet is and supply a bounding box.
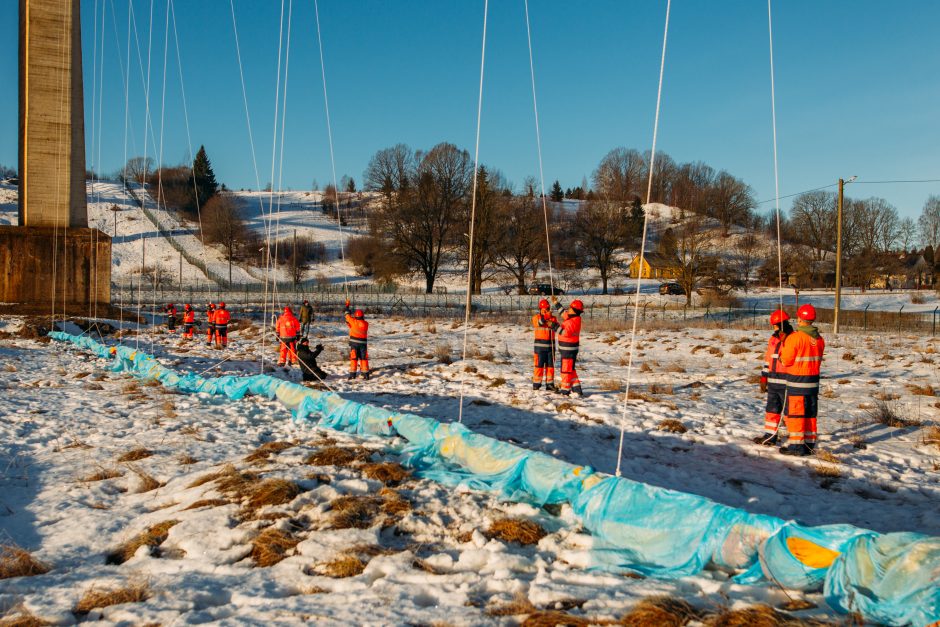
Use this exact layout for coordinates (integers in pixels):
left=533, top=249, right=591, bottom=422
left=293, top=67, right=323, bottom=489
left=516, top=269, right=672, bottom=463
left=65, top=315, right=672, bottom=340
left=218, top=302, right=226, bottom=309
left=769, top=309, right=789, bottom=325
left=797, top=303, right=816, bottom=321
left=168, top=303, right=174, bottom=308
left=354, top=309, right=364, bottom=319
left=538, top=299, right=550, bottom=310
left=184, top=304, right=192, bottom=311
left=570, top=299, right=584, bottom=312
left=207, top=302, right=215, bottom=309
left=284, top=306, right=293, bottom=314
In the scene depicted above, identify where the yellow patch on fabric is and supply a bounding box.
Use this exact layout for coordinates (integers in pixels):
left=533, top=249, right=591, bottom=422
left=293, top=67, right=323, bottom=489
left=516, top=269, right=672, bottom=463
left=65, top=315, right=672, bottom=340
left=786, top=536, right=840, bottom=569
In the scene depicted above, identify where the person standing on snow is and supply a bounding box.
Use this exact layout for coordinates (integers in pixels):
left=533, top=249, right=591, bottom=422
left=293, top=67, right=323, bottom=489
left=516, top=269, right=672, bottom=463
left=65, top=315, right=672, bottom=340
left=213, top=302, right=231, bottom=349
left=165, top=303, right=178, bottom=333
left=551, top=297, right=584, bottom=397
left=532, top=299, right=558, bottom=391
left=296, top=338, right=328, bottom=383
left=275, top=306, right=301, bottom=366
left=299, top=299, right=314, bottom=337
left=754, top=309, right=793, bottom=446
left=205, top=302, right=216, bottom=347
left=182, top=304, right=196, bottom=340
left=344, top=300, right=370, bottom=380
left=778, top=304, right=825, bottom=456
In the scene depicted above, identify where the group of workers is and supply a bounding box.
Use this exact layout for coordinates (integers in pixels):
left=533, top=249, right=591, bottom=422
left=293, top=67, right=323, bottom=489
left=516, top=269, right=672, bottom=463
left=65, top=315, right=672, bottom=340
left=531, top=297, right=584, bottom=396
left=273, top=299, right=368, bottom=383
left=756, top=303, right=825, bottom=456
left=163, top=302, right=230, bottom=348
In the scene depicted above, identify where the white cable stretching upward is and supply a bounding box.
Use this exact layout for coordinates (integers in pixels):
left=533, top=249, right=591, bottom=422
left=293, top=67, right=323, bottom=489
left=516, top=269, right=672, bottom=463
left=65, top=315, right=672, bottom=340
left=135, top=0, right=155, bottom=351
left=313, top=0, right=350, bottom=297
left=615, top=0, right=671, bottom=478
left=272, top=0, right=296, bottom=312
left=229, top=0, right=274, bottom=371
left=151, top=0, right=171, bottom=356
left=265, top=0, right=288, bottom=320
left=457, top=0, right=489, bottom=424
left=768, top=0, right=785, bottom=313
left=524, top=0, right=555, bottom=292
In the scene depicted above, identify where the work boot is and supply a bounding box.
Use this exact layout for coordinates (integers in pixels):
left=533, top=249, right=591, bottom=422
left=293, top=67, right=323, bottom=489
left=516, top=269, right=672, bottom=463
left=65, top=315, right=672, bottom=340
left=362, top=371, right=371, bottom=381
left=571, top=385, right=584, bottom=397
left=277, top=361, right=285, bottom=367
left=347, top=372, right=357, bottom=381
left=533, top=383, right=542, bottom=390
left=545, top=383, right=556, bottom=392
left=753, top=434, right=778, bottom=446
left=558, top=389, right=571, bottom=396
left=779, top=445, right=811, bottom=457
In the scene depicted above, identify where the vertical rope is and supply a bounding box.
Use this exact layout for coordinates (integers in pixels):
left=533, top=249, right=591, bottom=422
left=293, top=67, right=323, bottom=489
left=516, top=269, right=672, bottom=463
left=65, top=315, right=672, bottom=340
left=151, top=0, right=171, bottom=354
left=265, top=0, right=287, bottom=319
left=615, top=0, right=671, bottom=478
left=456, top=0, right=489, bottom=424
left=523, top=0, right=555, bottom=291
left=313, top=0, right=350, bottom=298
left=272, top=0, right=295, bottom=310
left=768, top=0, right=785, bottom=313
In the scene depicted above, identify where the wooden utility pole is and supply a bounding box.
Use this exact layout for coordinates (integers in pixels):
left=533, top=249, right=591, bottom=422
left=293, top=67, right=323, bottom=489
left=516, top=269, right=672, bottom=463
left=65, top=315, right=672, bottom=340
left=179, top=250, right=183, bottom=295
left=834, top=178, right=844, bottom=334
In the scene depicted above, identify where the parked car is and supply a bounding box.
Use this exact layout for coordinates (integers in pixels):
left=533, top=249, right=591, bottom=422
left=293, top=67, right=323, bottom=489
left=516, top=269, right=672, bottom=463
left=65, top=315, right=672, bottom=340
left=659, top=282, right=684, bottom=295
left=528, top=283, right=564, bottom=296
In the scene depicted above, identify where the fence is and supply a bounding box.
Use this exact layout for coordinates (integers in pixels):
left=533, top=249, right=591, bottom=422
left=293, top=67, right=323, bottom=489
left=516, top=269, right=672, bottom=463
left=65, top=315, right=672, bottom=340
left=108, top=281, right=940, bottom=336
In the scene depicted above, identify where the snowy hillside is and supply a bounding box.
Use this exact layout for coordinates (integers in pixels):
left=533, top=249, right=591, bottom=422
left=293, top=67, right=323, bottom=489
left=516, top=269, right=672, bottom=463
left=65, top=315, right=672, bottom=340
left=1, top=315, right=938, bottom=623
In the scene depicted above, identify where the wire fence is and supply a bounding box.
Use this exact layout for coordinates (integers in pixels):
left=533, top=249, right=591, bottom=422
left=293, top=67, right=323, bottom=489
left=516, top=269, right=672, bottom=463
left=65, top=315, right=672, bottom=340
left=109, top=281, right=940, bottom=336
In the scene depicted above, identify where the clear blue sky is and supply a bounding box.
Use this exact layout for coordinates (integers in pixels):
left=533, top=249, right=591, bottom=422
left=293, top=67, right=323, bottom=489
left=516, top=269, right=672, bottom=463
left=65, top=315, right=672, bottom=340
left=1, top=1, right=938, bottom=220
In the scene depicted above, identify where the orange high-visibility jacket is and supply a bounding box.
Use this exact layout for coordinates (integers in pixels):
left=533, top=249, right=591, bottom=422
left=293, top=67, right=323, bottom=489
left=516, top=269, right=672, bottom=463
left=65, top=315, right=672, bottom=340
left=532, top=313, right=557, bottom=350
left=276, top=312, right=300, bottom=338
left=207, top=308, right=216, bottom=324
left=555, top=311, right=581, bottom=353
left=761, top=332, right=789, bottom=387
left=183, top=310, right=195, bottom=324
left=779, top=326, right=824, bottom=396
left=345, top=313, right=368, bottom=346
left=213, top=309, right=231, bottom=325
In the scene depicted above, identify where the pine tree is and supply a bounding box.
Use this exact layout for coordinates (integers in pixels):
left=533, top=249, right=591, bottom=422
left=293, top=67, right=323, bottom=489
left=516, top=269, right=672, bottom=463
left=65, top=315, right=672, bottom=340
left=550, top=180, right=564, bottom=202
left=192, top=145, right=219, bottom=208
left=345, top=177, right=357, bottom=193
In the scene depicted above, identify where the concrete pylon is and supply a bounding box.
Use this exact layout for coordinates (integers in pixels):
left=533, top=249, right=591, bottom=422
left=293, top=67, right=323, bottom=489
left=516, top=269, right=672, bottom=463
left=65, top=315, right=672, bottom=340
left=18, top=0, right=88, bottom=228
left=0, top=0, right=111, bottom=311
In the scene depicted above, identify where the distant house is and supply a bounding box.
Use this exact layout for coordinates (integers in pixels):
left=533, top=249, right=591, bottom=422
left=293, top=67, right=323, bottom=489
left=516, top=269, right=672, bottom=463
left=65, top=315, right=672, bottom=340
left=629, top=253, right=680, bottom=280
left=900, top=253, right=931, bottom=289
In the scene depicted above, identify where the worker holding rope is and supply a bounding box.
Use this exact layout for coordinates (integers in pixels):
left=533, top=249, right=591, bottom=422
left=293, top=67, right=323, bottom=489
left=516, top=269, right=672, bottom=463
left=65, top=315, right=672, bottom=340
left=182, top=304, right=196, bottom=340
left=344, top=300, right=370, bottom=381
left=275, top=306, right=301, bottom=367
left=164, top=303, right=178, bottom=333
left=551, top=297, right=584, bottom=397
left=213, top=302, right=231, bottom=349
left=532, top=299, right=557, bottom=391
left=205, top=302, right=216, bottom=347
left=778, top=304, right=824, bottom=456
left=754, top=309, right=793, bottom=446
left=299, top=299, right=314, bottom=338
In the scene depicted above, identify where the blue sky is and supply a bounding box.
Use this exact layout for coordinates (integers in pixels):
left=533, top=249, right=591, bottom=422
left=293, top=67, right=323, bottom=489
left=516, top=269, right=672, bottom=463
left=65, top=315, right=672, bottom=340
left=1, top=1, right=938, bottom=220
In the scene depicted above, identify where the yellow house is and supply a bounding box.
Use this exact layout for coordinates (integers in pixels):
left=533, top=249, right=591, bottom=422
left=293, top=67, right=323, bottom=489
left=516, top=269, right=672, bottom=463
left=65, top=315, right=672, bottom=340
left=629, top=253, right=680, bottom=280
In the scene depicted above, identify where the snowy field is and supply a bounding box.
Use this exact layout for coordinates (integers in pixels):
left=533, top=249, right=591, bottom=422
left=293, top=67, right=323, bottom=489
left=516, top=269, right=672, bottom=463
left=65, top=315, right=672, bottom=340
left=1, top=314, right=938, bottom=624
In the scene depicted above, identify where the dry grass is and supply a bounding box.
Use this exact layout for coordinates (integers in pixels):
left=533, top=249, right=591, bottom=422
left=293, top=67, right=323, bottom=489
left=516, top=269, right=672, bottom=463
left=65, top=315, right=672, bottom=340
left=117, top=447, right=152, bottom=462
left=326, top=490, right=409, bottom=529
left=321, top=554, right=366, bottom=578
left=702, top=603, right=832, bottom=626
left=106, top=520, right=178, bottom=564
left=707, top=346, right=723, bottom=357
left=244, top=479, right=302, bottom=515
left=244, top=441, right=294, bottom=463
left=922, top=425, right=940, bottom=451
left=619, top=596, right=701, bottom=627
left=361, top=462, right=411, bottom=486
left=80, top=467, right=123, bottom=482
left=649, top=383, right=674, bottom=395
left=0, top=610, right=53, bottom=627
left=73, top=581, right=150, bottom=615
left=128, top=467, right=163, bottom=493
left=729, top=344, right=749, bottom=355
left=520, top=611, right=591, bottom=627
left=842, top=352, right=855, bottom=361
left=178, top=455, right=198, bottom=465
left=467, top=346, right=496, bottom=361
left=486, top=596, right=537, bottom=617
left=485, top=517, right=547, bottom=545
left=815, top=449, right=841, bottom=464
left=665, top=363, right=687, bottom=373
left=657, top=419, right=687, bottom=434
left=249, top=528, right=300, bottom=567
left=183, top=498, right=230, bottom=511
left=555, top=402, right=576, bottom=413
left=813, top=465, right=842, bottom=478
left=305, top=446, right=372, bottom=468
left=867, top=398, right=922, bottom=428
left=639, top=362, right=653, bottom=372
left=487, top=376, right=507, bottom=388
left=598, top=379, right=622, bottom=392
left=0, top=546, right=50, bottom=580
left=908, top=384, right=936, bottom=397
left=434, top=343, right=453, bottom=364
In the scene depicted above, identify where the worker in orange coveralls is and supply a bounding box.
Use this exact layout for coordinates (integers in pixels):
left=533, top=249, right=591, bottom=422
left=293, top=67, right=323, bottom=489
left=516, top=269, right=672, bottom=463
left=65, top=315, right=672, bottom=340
left=754, top=309, right=793, bottom=446
left=275, top=306, right=300, bottom=366
left=181, top=304, right=196, bottom=340
left=213, top=302, right=231, bottom=349
left=778, top=303, right=825, bottom=456
left=532, top=299, right=557, bottom=391
left=205, top=302, right=216, bottom=346
left=551, top=297, right=584, bottom=397
left=164, top=303, right=177, bottom=333
left=344, top=300, right=370, bottom=380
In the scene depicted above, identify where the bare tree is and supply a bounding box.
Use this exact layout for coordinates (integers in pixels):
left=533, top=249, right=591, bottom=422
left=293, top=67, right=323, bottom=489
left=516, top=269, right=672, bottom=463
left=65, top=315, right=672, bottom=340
left=463, top=166, right=509, bottom=294
left=363, top=143, right=416, bottom=205
left=710, top=170, right=755, bottom=236
left=789, top=191, right=837, bottom=261
left=732, top=219, right=765, bottom=293
left=919, top=195, right=940, bottom=251
left=123, top=156, right=154, bottom=186
left=898, top=217, right=918, bottom=252
left=574, top=198, right=640, bottom=294
left=495, top=180, right=546, bottom=294
left=593, top=147, right=645, bottom=205
left=658, top=213, right=715, bottom=305
left=203, top=194, right=248, bottom=285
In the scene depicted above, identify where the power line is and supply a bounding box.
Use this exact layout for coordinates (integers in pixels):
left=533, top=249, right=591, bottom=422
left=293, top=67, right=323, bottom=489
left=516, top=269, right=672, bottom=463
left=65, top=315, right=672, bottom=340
left=851, top=178, right=940, bottom=185
left=757, top=177, right=940, bottom=206
left=756, top=182, right=837, bottom=205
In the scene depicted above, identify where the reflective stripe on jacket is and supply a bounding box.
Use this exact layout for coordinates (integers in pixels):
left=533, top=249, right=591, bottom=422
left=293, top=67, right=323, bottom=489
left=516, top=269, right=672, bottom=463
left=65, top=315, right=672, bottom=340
left=532, top=313, right=556, bottom=350
left=779, top=326, right=824, bottom=395
left=345, top=314, right=368, bottom=345
left=554, top=311, right=581, bottom=354
left=761, top=332, right=789, bottom=387
left=213, top=309, right=231, bottom=325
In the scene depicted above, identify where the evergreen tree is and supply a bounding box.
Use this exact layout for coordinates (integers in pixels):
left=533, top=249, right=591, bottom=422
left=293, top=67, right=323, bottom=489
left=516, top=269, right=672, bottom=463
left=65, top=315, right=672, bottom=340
left=550, top=180, right=564, bottom=202
left=345, top=177, right=357, bottom=193
left=192, top=145, right=219, bottom=208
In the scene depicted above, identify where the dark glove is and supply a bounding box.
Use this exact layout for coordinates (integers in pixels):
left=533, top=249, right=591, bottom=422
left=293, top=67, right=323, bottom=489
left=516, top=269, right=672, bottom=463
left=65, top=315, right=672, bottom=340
left=315, top=344, right=323, bottom=351
left=759, top=376, right=768, bottom=393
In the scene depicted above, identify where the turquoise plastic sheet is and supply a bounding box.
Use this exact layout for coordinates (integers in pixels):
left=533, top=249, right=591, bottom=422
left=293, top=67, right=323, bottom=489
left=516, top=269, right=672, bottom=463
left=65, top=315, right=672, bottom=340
left=48, top=332, right=940, bottom=626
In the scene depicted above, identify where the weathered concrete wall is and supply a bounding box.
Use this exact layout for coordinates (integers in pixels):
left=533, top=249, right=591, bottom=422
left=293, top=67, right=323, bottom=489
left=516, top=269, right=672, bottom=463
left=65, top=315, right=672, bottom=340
left=18, top=0, right=87, bottom=228
left=0, top=226, right=110, bottom=305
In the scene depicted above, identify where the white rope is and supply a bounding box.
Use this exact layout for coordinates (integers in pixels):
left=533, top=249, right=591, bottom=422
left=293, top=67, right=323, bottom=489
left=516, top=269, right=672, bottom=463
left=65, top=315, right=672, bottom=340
left=768, top=0, right=785, bottom=313
left=49, top=0, right=72, bottom=329
left=523, top=0, right=555, bottom=292
left=229, top=0, right=274, bottom=371
left=151, top=0, right=172, bottom=354
left=456, top=0, right=489, bottom=424
left=273, top=0, right=294, bottom=300
left=135, top=0, right=156, bottom=350
left=93, top=0, right=107, bottom=322
left=615, top=0, right=671, bottom=478
left=116, top=0, right=133, bottom=335
left=88, top=0, right=99, bottom=324
left=265, top=0, right=288, bottom=320
left=313, top=0, right=350, bottom=297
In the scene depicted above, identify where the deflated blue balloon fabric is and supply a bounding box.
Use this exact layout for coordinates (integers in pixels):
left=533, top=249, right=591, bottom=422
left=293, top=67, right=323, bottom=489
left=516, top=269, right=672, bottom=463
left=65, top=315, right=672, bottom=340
left=47, top=332, right=940, bottom=627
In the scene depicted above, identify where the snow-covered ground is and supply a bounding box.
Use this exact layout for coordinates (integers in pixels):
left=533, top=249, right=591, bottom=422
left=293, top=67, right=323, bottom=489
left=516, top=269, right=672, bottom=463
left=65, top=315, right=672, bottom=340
left=1, top=315, right=937, bottom=623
